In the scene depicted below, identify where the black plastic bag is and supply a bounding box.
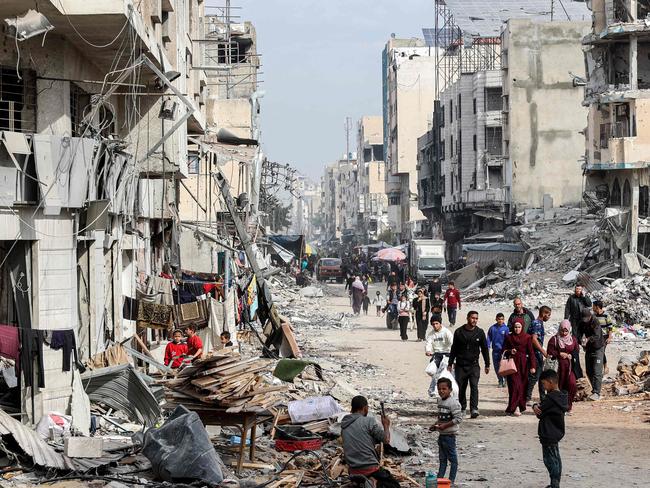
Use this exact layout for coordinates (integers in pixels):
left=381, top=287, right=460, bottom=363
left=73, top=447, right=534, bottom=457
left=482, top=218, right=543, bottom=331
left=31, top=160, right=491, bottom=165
left=142, top=405, right=223, bottom=485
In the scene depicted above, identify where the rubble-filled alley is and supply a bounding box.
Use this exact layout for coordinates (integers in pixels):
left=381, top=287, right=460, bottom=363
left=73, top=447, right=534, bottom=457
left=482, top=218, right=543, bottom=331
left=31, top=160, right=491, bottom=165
left=2, top=1, right=650, bottom=488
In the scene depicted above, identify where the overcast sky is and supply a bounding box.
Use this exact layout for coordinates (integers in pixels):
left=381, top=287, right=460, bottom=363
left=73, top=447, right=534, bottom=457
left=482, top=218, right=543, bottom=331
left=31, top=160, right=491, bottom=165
left=206, top=0, right=433, bottom=181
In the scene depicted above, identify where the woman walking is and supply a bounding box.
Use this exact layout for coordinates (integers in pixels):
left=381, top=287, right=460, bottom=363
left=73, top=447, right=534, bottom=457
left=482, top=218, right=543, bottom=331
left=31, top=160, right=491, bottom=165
left=503, top=319, right=536, bottom=416
left=412, top=288, right=430, bottom=341
left=546, top=320, right=579, bottom=412
left=397, top=294, right=411, bottom=341
left=351, top=276, right=365, bottom=316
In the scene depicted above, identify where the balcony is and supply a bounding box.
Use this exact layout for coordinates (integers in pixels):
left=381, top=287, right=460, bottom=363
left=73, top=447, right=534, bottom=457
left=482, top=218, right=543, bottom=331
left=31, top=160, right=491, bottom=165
left=464, top=187, right=506, bottom=206
left=589, top=136, right=650, bottom=170
left=0, top=1, right=171, bottom=72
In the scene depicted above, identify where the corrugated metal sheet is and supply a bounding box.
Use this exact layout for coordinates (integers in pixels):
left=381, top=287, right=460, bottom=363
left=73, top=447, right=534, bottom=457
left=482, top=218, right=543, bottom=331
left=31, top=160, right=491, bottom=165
left=0, top=409, right=66, bottom=469
left=81, top=364, right=162, bottom=427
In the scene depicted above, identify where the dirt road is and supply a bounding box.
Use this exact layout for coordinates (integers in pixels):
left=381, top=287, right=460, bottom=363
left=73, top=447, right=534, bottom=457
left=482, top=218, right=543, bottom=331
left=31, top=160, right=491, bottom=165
left=304, top=283, right=650, bottom=487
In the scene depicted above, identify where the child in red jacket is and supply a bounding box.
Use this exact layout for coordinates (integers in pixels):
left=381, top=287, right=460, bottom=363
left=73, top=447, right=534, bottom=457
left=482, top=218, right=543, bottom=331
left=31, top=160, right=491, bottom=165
left=164, top=329, right=188, bottom=368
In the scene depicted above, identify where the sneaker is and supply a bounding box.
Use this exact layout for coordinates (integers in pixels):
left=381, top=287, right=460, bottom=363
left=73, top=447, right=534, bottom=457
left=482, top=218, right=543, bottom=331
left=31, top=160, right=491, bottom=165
left=460, top=409, right=467, bottom=418
left=470, top=409, right=479, bottom=419
left=589, top=393, right=601, bottom=401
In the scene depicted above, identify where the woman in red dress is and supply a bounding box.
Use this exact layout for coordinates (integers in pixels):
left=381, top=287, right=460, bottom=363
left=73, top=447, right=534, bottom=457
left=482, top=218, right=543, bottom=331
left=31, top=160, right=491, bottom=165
left=546, top=319, right=579, bottom=412
left=503, top=319, right=536, bottom=416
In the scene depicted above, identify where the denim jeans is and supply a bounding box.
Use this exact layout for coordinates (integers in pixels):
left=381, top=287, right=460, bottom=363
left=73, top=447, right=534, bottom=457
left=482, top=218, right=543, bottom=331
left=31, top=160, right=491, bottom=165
left=542, top=443, right=562, bottom=488
left=447, top=306, right=457, bottom=326
left=492, top=351, right=505, bottom=386
left=437, top=434, right=458, bottom=482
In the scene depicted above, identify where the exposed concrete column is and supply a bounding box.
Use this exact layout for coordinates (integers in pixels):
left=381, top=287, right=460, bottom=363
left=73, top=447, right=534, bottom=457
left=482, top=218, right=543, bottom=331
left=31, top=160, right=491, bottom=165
left=630, top=35, right=638, bottom=90
left=630, top=172, right=640, bottom=255
left=630, top=0, right=637, bottom=22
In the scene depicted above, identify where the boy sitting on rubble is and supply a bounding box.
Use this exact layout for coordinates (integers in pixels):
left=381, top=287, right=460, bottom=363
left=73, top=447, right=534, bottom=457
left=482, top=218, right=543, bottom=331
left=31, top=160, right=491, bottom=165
left=220, top=331, right=233, bottom=348
left=341, top=396, right=399, bottom=488
left=164, top=329, right=188, bottom=368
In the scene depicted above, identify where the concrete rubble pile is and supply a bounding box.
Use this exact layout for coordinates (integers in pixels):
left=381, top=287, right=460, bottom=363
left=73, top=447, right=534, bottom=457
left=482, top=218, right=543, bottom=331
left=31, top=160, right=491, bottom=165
left=464, top=212, right=599, bottom=309
left=576, top=351, right=650, bottom=401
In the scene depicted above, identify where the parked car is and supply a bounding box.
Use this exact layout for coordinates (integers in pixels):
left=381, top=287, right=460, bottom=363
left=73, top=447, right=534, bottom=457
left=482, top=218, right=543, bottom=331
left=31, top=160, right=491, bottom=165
left=316, top=258, right=343, bottom=282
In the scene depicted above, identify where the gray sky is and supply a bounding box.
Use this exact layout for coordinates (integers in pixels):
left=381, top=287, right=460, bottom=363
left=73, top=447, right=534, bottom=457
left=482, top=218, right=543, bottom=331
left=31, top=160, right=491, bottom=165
left=207, top=0, right=433, bottom=181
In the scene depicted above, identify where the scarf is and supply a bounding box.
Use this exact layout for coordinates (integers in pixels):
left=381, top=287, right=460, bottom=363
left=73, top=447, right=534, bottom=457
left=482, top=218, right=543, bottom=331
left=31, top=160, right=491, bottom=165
left=556, top=319, right=574, bottom=348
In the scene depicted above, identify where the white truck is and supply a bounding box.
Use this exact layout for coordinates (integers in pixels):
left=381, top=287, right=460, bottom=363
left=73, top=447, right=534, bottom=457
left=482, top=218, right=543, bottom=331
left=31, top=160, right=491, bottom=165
left=409, top=239, right=447, bottom=284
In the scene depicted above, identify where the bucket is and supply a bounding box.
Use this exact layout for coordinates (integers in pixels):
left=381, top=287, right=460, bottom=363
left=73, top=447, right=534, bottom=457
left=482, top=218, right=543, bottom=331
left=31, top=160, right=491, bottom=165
left=436, top=479, right=451, bottom=487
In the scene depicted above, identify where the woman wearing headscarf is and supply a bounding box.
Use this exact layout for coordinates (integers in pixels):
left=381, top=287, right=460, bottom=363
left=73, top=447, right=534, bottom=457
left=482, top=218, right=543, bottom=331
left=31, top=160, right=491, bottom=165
left=351, top=276, right=365, bottom=316
left=546, top=319, right=579, bottom=412
left=412, top=288, right=430, bottom=342
left=502, top=318, right=536, bottom=416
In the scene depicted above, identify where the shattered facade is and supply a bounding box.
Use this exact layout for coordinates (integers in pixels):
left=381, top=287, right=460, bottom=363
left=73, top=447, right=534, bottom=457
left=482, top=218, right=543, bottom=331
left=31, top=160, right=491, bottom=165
left=289, top=174, right=321, bottom=241
left=583, top=0, right=650, bottom=269
left=0, top=0, right=206, bottom=421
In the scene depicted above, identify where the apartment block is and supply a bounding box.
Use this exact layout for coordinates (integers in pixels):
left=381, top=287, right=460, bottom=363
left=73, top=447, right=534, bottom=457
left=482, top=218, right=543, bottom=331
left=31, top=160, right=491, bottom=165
left=0, top=0, right=206, bottom=421
left=382, top=38, right=437, bottom=241
left=357, top=116, right=388, bottom=240
left=583, top=0, right=650, bottom=268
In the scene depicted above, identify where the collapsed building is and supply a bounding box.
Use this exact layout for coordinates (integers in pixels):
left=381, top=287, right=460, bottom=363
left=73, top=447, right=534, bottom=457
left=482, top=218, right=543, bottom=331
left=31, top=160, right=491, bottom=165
left=0, top=0, right=272, bottom=430
left=418, top=1, right=591, bottom=260
left=583, top=0, right=650, bottom=272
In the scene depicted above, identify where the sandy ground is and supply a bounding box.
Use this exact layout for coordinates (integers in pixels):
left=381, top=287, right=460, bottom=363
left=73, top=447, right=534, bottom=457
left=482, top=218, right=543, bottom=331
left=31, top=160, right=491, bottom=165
left=306, top=282, right=650, bottom=488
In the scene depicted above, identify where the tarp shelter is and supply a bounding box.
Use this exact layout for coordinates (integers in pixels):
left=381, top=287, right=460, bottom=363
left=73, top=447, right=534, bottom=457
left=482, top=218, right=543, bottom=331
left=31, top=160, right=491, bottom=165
left=462, top=242, right=526, bottom=269
left=268, top=235, right=305, bottom=257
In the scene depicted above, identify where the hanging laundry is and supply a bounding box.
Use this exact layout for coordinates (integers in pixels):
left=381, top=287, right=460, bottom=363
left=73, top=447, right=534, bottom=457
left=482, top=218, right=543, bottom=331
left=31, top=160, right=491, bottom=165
left=0, top=324, right=20, bottom=361
left=85, top=343, right=129, bottom=370
left=224, top=289, right=237, bottom=333
left=49, top=330, right=81, bottom=372
left=175, top=299, right=209, bottom=329
left=122, top=296, right=138, bottom=321
left=208, top=297, right=225, bottom=336
left=137, top=302, right=174, bottom=330
left=20, top=328, right=45, bottom=388
left=247, top=275, right=259, bottom=320
left=148, top=276, right=174, bottom=306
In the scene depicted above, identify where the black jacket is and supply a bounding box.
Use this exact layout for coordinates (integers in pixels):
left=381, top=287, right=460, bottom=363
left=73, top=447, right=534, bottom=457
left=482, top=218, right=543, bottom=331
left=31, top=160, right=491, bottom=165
left=412, top=297, right=430, bottom=322
left=448, top=326, right=490, bottom=368
left=582, top=319, right=605, bottom=353
left=564, top=294, right=592, bottom=323
left=536, top=389, right=568, bottom=445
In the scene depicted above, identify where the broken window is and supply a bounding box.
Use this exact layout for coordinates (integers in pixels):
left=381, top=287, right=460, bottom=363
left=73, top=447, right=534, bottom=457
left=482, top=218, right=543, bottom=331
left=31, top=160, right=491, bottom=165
left=188, top=152, right=199, bottom=174
left=613, top=103, right=633, bottom=137
left=485, top=87, right=502, bottom=112
left=70, top=83, right=91, bottom=137
left=457, top=94, right=461, bottom=119
left=623, top=178, right=632, bottom=207
left=0, top=66, right=36, bottom=133
left=611, top=178, right=622, bottom=206
left=486, top=127, right=502, bottom=156
left=372, top=144, right=384, bottom=161
left=363, top=148, right=372, bottom=162
left=449, top=100, right=453, bottom=123
left=640, top=186, right=649, bottom=217
left=599, top=123, right=611, bottom=148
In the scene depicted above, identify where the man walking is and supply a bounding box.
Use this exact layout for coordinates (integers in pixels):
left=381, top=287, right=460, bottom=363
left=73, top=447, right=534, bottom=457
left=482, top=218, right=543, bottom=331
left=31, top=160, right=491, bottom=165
left=564, top=284, right=592, bottom=338
left=487, top=313, right=509, bottom=387
left=527, top=306, right=551, bottom=403
left=443, top=281, right=461, bottom=326
left=507, top=297, right=535, bottom=333
left=581, top=309, right=605, bottom=401
left=447, top=311, right=490, bottom=418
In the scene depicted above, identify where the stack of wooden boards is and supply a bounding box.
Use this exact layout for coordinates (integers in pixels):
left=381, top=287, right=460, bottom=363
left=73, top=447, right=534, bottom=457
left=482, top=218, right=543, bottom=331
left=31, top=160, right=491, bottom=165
left=162, top=349, right=288, bottom=413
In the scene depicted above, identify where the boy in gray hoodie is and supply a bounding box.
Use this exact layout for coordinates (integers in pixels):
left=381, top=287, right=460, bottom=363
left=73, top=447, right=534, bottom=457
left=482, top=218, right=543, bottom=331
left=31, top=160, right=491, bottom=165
left=341, top=396, right=399, bottom=488
left=430, top=377, right=463, bottom=484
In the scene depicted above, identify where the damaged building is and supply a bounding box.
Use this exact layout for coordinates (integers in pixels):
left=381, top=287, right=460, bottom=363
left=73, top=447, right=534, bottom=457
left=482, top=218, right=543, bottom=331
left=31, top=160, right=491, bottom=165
left=583, top=0, right=650, bottom=271
left=0, top=1, right=207, bottom=422
left=418, top=1, right=591, bottom=260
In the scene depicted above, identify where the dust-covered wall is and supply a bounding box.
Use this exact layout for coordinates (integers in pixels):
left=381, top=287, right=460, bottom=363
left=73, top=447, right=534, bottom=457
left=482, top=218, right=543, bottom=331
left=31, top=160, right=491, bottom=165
left=502, top=19, right=591, bottom=213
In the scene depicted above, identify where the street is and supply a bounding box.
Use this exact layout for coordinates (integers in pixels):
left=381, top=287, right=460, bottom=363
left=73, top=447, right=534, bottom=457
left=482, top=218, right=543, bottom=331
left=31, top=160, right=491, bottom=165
left=301, top=282, right=650, bottom=487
